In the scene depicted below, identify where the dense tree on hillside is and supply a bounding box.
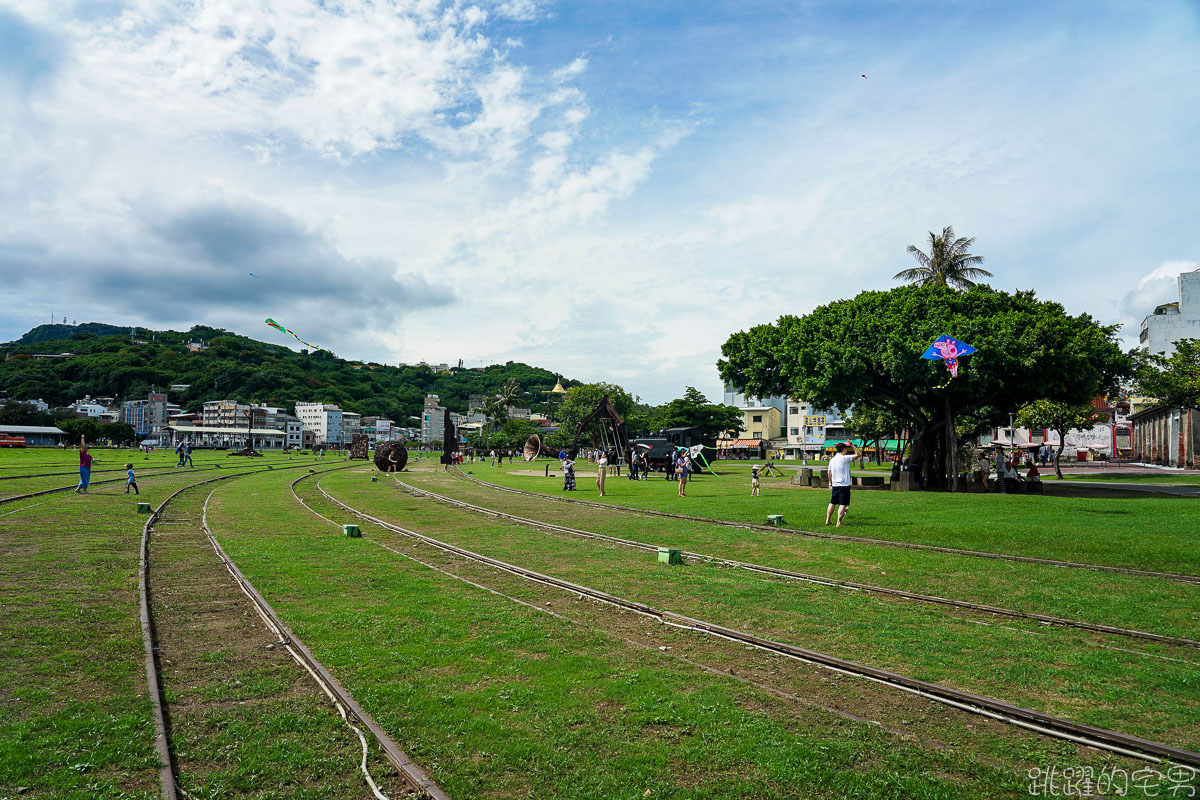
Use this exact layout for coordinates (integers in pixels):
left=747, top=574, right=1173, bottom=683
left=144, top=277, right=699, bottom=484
left=0, top=324, right=577, bottom=424
left=718, top=286, right=1131, bottom=490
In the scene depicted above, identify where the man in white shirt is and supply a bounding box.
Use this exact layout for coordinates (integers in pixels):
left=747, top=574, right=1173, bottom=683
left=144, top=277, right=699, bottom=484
left=825, top=441, right=858, bottom=527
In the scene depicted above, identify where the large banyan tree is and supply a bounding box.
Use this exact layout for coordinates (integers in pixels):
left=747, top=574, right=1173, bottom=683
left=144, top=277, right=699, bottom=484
left=717, top=285, right=1131, bottom=490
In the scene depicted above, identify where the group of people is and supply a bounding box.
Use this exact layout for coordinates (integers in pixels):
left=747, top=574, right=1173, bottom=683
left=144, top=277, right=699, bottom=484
left=486, top=450, right=516, bottom=466
left=174, top=440, right=194, bottom=467
left=984, top=449, right=1042, bottom=494
left=559, top=447, right=696, bottom=497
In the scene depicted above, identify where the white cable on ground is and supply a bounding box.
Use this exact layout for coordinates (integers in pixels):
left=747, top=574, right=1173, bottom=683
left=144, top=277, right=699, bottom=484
left=201, top=490, right=390, bottom=800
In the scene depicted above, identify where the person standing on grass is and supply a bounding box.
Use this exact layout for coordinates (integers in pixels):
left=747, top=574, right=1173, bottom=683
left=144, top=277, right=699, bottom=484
left=124, top=463, right=139, bottom=495
left=751, top=464, right=761, bottom=496
left=184, top=441, right=193, bottom=468
left=596, top=453, right=608, bottom=496
left=75, top=435, right=93, bottom=494
left=677, top=452, right=690, bottom=497
left=562, top=457, right=577, bottom=491
left=825, top=441, right=857, bottom=526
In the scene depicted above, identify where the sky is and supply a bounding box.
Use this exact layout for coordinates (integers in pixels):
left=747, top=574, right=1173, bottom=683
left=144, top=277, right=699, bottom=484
left=1, top=0, right=1198, bottom=404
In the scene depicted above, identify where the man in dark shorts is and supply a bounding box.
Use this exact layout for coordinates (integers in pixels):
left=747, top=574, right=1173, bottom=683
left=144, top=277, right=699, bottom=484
left=825, top=441, right=857, bottom=527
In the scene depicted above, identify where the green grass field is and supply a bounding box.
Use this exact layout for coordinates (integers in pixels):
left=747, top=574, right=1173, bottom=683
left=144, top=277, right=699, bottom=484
left=2, top=448, right=1197, bottom=798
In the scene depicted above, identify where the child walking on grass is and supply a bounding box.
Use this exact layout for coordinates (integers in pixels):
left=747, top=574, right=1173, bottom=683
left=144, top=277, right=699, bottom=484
left=124, top=464, right=139, bottom=495
left=751, top=465, right=760, bottom=496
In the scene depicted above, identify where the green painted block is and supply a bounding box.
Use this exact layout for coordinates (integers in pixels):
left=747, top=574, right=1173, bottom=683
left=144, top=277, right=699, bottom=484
left=766, top=514, right=785, bottom=526
left=136, top=503, right=151, bottom=514
left=657, top=547, right=683, bottom=565
left=343, top=524, right=361, bottom=538
left=371, top=475, right=378, bottom=482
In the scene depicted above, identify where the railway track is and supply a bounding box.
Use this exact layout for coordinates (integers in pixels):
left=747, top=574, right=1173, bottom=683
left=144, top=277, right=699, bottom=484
left=138, top=464, right=447, bottom=799
left=392, top=476, right=1200, bottom=651
left=0, top=459, right=317, bottom=506
left=455, top=468, right=1200, bottom=585
left=308, top=472, right=1200, bottom=768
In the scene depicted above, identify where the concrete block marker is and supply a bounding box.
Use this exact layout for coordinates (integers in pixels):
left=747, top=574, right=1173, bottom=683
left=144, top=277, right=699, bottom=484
left=657, top=547, right=683, bottom=565
left=343, top=524, right=361, bottom=538
left=137, top=502, right=151, bottom=514
left=766, top=514, right=785, bottom=527
left=371, top=475, right=378, bottom=482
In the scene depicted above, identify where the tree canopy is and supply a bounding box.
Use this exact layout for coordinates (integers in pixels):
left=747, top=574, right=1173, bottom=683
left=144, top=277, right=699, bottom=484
left=1015, top=398, right=1100, bottom=478
left=718, top=285, right=1131, bottom=487
left=1136, top=338, right=1200, bottom=410
left=646, top=387, right=742, bottom=436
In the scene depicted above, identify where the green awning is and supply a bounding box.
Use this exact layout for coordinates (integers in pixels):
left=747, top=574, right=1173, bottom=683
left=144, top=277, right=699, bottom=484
left=822, top=438, right=905, bottom=449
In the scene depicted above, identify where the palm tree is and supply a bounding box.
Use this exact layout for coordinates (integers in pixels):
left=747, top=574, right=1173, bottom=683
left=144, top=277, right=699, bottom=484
left=894, top=226, right=992, bottom=289
left=496, top=378, right=523, bottom=412
left=484, top=395, right=509, bottom=432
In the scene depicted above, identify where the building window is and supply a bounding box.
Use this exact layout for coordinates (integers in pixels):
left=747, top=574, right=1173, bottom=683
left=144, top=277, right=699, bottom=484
left=790, top=407, right=799, bottom=415
left=790, top=428, right=799, bottom=435
left=752, top=431, right=761, bottom=439
left=752, top=414, right=762, bottom=422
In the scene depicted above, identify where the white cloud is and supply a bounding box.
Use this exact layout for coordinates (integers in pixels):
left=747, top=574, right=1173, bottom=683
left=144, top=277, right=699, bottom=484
left=1120, top=260, right=1198, bottom=324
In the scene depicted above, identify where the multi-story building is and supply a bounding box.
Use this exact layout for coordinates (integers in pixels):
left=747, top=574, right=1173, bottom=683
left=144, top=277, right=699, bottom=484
left=202, top=400, right=250, bottom=428
left=1141, top=267, right=1200, bottom=356
left=122, top=392, right=170, bottom=439
left=420, top=395, right=462, bottom=443
left=363, top=417, right=397, bottom=443
left=295, top=402, right=344, bottom=447
left=280, top=414, right=303, bottom=449
left=737, top=406, right=782, bottom=442
left=343, top=412, right=361, bottom=443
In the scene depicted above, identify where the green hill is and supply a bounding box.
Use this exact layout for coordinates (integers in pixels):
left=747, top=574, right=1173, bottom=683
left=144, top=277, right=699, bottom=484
left=0, top=324, right=577, bottom=423
left=7, top=322, right=131, bottom=346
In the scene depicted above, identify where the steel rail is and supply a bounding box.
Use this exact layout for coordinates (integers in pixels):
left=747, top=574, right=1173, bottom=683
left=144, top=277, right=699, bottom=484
left=137, top=461, right=362, bottom=799
left=393, top=477, right=1200, bottom=651
left=454, top=468, right=1200, bottom=585
left=189, top=469, right=451, bottom=799
left=312, top=476, right=1200, bottom=768
left=0, top=460, right=307, bottom=507
left=0, top=455, right=321, bottom=482
left=288, top=473, right=978, bottom=761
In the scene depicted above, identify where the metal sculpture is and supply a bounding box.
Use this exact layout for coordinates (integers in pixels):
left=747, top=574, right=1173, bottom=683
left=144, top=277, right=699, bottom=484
left=569, top=394, right=629, bottom=462
left=522, top=433, right=560, bottom=461
left=349, top=433, right=369, bottom=460
left=440, top=408, right=458, bottom=465
left=374, top=441, right=409, bottom=472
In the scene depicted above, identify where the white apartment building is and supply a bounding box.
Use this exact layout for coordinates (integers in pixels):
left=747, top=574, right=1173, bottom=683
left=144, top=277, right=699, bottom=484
left=202, top=400, right=250, bottom=428
left=1141, top=267, right=1200, bottom=356
left=295, top=402, right=345, bottom=446
left=782, top=399, right=846, bottom=459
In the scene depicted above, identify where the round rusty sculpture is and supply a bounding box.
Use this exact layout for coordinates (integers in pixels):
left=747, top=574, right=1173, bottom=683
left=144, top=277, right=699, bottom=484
left=374, top=441, right=409, bottom=473
left=523, top=433, right=542, bottom=462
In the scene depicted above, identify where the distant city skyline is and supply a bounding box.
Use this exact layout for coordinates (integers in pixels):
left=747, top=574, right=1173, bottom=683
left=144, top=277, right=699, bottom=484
left=1, top=1, right=1198, bottom=404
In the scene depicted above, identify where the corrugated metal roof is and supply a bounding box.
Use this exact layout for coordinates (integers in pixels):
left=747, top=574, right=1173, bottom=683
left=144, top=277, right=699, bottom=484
left=0, top=425, right=67, bottom=434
